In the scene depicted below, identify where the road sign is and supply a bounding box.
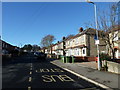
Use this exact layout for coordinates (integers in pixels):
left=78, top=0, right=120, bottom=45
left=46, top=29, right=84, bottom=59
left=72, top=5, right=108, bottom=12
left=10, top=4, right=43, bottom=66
left=95, top=40, right=99, bottom=45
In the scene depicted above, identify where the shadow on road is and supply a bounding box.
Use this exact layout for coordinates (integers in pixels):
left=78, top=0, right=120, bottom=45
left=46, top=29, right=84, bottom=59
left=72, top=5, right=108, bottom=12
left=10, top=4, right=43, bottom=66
left=2, top=53, right=58, bottom=66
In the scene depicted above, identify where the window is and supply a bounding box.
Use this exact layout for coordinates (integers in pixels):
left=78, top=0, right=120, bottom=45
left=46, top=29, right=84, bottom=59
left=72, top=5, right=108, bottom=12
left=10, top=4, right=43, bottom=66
left=75, top=38, right=79, bottom=44
left=119, top=37, right=120, bottom=40
left=82, top=48, right=86, bottom=56
left=2, top=43, right=5, bottom=48
left=68, top=41, right=70, bottom=46
left=77, top=49, right=79, bottom=55
left=6, top=45, right=8, bottom=48
left=83, top=49, right=85, bottom=54
left=113, top=31, right=118, bottom=41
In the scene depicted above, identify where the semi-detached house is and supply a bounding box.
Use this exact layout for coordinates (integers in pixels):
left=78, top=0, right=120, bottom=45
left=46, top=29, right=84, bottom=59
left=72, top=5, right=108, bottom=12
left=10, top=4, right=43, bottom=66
left=107, top=26, right=120, bottom=59
left=42, top=27, right=106, bottom=61
left=52, top=37, right=66, bottom=57
left=64, top=28, right=106, bottom=61
left=41, top=26, right=120, bottom=61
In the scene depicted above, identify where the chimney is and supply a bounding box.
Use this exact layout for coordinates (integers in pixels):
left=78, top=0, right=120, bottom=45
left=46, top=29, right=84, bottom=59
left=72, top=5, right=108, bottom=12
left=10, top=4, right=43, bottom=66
left=57, top=41, right=59, bottom=43
left=62, top=37, right=65, bottom=40
left=79, top=27, right=83, bottom=33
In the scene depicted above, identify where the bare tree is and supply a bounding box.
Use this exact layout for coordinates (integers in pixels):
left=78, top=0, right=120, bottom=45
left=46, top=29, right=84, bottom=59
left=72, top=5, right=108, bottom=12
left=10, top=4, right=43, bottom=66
left=22, top=44, right=33, bottom=52
left=40, top=34, right=55, bottom=48
left=98, top=3, right=119, bottom=60
left=32, top=45, right=40, bottom=52
left=85, top=3, right=119, bottom=59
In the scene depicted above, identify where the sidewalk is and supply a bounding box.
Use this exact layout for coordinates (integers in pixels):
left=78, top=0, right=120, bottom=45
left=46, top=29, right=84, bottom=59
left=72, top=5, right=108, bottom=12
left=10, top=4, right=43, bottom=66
left=50, top=60, right=120, bottom=90
left=75, top=61, right=98, bottom=69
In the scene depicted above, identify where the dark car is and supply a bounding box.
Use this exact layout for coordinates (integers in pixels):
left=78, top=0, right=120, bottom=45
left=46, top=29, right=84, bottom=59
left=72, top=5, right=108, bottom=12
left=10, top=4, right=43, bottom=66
left=34, top=52, right=46, bottom=60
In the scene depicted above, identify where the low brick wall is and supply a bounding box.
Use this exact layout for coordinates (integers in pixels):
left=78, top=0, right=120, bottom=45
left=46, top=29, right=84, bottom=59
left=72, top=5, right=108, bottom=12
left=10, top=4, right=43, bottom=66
left=107, top=61, right=120, bottom=74
left=116, top=59, right=120, bottom=63
left=74, top=56, right=96, bottom=62
left=87, top=57, right=96, bottom=61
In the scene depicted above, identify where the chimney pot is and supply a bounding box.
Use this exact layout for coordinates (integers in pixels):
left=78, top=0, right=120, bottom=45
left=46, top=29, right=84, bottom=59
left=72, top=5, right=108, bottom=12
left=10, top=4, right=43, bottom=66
left=79, top=27, right=83, bottom=32
left=63, top=37, right=65, bottom=40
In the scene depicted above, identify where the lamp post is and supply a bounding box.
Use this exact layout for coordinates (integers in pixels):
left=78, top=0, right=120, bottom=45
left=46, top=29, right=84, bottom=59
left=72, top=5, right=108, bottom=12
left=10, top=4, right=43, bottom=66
left=87, top=0, right=101, bottom=70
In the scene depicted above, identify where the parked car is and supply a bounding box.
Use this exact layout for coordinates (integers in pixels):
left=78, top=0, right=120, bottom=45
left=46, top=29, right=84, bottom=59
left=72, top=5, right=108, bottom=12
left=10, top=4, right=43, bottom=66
left=34, top=52, right=46, bottom=60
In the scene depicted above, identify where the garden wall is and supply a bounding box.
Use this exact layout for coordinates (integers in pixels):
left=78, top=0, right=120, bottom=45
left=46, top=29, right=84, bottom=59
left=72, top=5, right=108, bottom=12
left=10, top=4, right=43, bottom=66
left=106, top=61, right=120, bottom=74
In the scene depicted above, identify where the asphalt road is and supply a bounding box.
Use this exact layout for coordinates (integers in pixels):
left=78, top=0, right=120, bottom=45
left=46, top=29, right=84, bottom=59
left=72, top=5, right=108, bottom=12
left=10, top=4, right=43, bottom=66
left=2, top=53, right=105, bottom=90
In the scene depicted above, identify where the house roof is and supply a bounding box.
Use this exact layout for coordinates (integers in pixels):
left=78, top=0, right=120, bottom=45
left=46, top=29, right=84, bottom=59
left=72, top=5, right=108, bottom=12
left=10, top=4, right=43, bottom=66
left=114, top=46, right=120, bottom=50
left=65, top=28, right=104, bottom=41
left=108, top=25, right=120, bottom=33
left=1, top=40, right=16, bottom=47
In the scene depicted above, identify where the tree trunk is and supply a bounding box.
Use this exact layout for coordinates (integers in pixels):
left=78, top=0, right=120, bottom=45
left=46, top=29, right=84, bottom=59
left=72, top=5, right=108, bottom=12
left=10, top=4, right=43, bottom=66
left=112, top=50, right=116, bottom=61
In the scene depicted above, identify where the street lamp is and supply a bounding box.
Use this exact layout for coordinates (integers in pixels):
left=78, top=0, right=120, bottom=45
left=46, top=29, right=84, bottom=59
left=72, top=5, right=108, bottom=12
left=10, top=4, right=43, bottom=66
left=87, top=0, right=101, bottom=70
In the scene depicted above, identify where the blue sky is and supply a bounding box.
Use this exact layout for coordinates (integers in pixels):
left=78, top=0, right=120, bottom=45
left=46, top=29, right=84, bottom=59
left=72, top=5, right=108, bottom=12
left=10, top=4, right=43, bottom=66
left=2, top=2, right=114, bottom=47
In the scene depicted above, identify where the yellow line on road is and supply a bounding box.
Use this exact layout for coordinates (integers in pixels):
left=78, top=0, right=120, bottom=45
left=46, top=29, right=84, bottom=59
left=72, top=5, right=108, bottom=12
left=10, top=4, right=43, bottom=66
left=30, top=71, right=32, bottom=75
left=29, top=77, right=32, bottom=82
left=36, top=70, right=38, bottom=72
left=28, top=87, right=31, bottom=90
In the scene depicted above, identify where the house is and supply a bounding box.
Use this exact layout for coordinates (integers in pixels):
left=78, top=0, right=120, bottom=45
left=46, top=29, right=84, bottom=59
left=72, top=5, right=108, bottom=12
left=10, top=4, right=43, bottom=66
left=65, top=27, right=106, bottom=61
left=52, top=43, right=59, bottom=55
left=1, top=40, right=16, bottom=55
left=43, top=27, right=106, bottom=61
left=51, top=37, right=66, bottom=58
left=107, top=25, right=120, bottom=59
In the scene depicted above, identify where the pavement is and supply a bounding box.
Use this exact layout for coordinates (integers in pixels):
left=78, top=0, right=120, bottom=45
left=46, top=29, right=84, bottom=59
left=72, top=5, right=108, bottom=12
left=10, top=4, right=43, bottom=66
left=51, top=59, right=120, bottom=90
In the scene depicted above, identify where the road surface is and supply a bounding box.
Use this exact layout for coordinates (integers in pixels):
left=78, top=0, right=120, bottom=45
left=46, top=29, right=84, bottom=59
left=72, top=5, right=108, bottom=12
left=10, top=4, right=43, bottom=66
left=2, top=53, right=105, bottom=90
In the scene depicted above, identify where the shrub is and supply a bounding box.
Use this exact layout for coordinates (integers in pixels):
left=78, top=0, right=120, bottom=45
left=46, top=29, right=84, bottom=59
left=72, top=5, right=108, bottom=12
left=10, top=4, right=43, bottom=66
left=99, top=53, right=111, bottom=61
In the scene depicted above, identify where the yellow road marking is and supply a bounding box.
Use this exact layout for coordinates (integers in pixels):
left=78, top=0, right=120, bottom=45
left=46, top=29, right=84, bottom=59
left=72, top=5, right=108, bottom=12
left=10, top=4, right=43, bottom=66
left=30, top=71, right=32, bottom=75
left=36, top=70, right=38, bottom=72
left=29, top=77, right=32, bottom=82
left=42, top=75, right=74, bottom=82
left=28, top=87, right=31, bottom=90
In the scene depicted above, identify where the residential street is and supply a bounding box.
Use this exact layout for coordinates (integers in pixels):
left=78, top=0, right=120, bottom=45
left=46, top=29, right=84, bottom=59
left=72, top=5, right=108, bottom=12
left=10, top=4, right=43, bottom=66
left=2, top=53, right=105, bottom=90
